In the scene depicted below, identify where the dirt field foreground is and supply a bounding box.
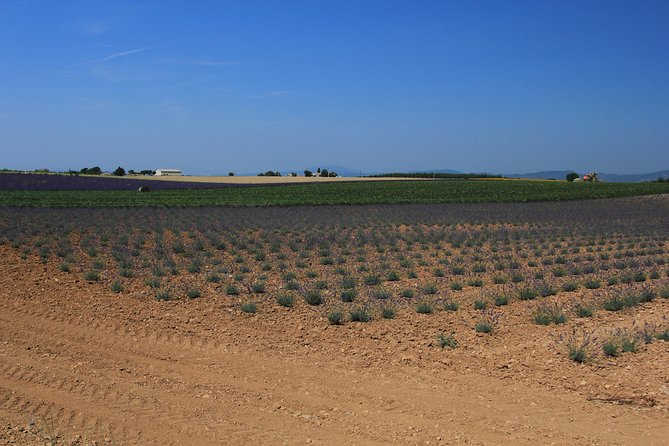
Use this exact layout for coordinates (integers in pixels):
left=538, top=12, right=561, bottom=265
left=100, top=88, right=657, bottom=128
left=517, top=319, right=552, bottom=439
left=1, top=257, right=668, bottom=445
left=0, top=200, right=668, bottom=445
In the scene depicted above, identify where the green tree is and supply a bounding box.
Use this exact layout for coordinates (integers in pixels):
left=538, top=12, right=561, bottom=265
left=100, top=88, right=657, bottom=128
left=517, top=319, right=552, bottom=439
left=304, top=169, right=313, bottom=177
left=566, top=172, right=579, bottom=182
left=80, top=166, right=102, bottom=175
left=113, top=166, right=126, bottom=176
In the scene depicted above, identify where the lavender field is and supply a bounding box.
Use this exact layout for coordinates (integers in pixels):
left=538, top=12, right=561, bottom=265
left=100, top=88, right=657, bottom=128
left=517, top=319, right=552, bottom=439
left=0, top=173, right=248, bottom=191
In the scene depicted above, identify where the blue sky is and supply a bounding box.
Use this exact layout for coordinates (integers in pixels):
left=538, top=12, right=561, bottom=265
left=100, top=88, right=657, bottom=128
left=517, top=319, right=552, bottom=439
left=1, top=0, right=668, bottom=175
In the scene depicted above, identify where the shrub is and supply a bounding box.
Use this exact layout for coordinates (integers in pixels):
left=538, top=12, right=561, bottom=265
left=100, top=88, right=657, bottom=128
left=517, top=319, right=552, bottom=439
left=110, top=281, right=123, bottom=293
left=304, top=290, right=323, bottom=305
left=386, top=271, right=400, bottom=281
left=533, top=303, right=567, bottom=325
left=539, top=284, right=557, bottom=297
left=584, top=278, right=601, bottom=289
left=240, top=302, right=257, bottom=314
left=187, top=259, right=202, bottom=273
left=340, top=289, right=357, bottom=302
left=621, top=337, right=638, bottom=353
left=340, top=276, right=357, bottom=289
left=602, top=341, right=619, bottom=357
left=474, top=299, right=487, bottom=310
left=475, top=309, right=499, bottom=334
left=467, top=278, right=484, bottom=287
left=364, top=275, right=381, bottom=286
left=493, top=275, right=508, bottom=284
left=400, top=289, right=415, bottom=298
left=381, top=305, right=396, bottom=319
left=560, top=329, right=596, bottom=363
left=519, top=287, right=538, bottom=301
left=574, top=303, right=593, bottom=318
left=282, top=272, right=297, bottom=281
left=602, top=293, right=640, bottom=311
left=451, top=266, right=465, bottom=275
left=422, top=284, right=438, bottom=294
left=276, top=294, right=294, bottom=307
left=552, top=267, right=567, bottom=278
left=251, top=282, right=266, bottom=293
left=314, top=280, right=328, bottom=290
left=349, top=308, right=371, bottom=322
left=225, top=284, right=239, bottom=295
left=146, top=277, right=161, bottom=288
left=436, top=333, right=457, bottom=349
left=84, top=270, right=99, bottom=281
left=562, top=282, right=578, bottom=292
left=373, top=289, right=391, bottom=299
left=639, top=290, right=656, bottom=303
left=475, top=321, right=493, bottom=333
left=444, top=300, right=459, bottom=311
left=660, top=287, right=669, bottom=299
left=156, top=290, right=171, bottom=301
left=327, top=309, right=344, bottom=325
left=285, top=280, right=300, bottom=290
left=603, top=328, right=642, bottom=356
left=450, top=282, right=463, bottom=291
left=472, top=264, right=486, bottom=273
left=494, top=294, right=509, bottom=306
left=534, top=311, right=551, bottom=325
left=186, top=288, right=202, bottom=299
left=568, top=346, right=587, bottom=363
left=416, top=301, right=434, bottom=314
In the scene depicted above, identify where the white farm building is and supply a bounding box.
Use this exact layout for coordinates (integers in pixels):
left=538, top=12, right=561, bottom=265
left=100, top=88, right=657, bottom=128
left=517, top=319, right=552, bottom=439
left=155, top=169, right=182, bottom=176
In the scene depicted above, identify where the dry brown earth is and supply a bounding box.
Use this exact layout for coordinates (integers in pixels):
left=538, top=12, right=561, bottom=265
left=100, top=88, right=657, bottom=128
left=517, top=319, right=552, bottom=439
left=0, top=247, right=667, bottom=445
left=124, top=175, right=426, bottom=184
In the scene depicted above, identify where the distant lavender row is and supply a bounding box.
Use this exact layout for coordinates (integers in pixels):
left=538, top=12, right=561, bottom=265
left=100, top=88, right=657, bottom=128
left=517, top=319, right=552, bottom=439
left=0, top=173, right=252, bottom=191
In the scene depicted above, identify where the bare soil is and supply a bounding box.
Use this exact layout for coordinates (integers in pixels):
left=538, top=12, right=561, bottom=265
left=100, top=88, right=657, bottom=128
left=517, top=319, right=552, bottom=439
left=0, top=248, right=667, bottom=445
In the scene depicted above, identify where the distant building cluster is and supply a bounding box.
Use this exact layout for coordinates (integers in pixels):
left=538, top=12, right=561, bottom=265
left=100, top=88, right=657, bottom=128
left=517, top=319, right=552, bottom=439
left=155, top=169, right=182, bottom=176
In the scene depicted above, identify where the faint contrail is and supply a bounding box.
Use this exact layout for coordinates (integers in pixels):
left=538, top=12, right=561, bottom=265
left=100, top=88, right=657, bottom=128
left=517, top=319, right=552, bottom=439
left=101, top=46, right=154, bottom=61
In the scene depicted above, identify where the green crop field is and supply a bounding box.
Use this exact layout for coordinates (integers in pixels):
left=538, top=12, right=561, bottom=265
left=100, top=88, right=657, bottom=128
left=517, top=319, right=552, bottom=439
left=1, top=180, right=668, bottom=207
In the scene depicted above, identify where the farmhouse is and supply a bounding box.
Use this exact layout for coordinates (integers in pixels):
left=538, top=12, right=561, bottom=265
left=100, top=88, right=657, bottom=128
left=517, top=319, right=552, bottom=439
left=155, top=169, right=182, bottom=176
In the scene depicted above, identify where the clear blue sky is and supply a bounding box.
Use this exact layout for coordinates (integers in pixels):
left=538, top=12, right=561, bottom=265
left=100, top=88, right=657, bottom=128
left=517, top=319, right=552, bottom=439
left=1, top=0, right=668, bottom=175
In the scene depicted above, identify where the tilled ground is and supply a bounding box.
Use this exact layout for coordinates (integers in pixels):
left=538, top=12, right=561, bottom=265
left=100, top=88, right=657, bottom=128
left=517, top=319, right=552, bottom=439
left=0, top=250, right=667, bottom=445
